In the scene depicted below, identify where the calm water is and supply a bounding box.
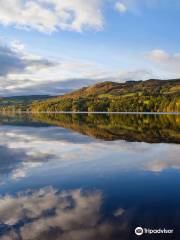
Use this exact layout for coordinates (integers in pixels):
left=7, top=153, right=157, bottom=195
left=0, top=113, right=180, bottom=240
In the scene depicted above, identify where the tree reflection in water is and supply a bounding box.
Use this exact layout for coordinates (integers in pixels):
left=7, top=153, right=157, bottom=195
left=30, top=113, right=180, bottom=143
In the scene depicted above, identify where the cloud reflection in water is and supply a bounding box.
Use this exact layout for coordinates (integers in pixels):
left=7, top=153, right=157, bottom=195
left=0, top=187, right=128, bottom=240
left=0, top=125, right=180, bottom=182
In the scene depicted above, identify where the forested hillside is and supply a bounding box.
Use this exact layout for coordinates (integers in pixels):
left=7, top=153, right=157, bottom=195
left=0, top=79, right=179, bottom=112
left=31, top=79, right=180, bottom=112
left=0, top=95, right=51, bottom=112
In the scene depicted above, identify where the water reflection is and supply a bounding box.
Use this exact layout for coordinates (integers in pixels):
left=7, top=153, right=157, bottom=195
left=0, top=123, right=180, bottom=183
left=0, top=113, right=180, bottom=143
left=0, top=187, right=128, bottom=240
left=0, top=113, right=180, bottom=239
left=32, top=113, right=180, bottom=143
left=0, top=185, right=180, bottom=240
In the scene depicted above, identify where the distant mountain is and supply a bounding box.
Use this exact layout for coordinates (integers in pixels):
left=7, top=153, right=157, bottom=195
left=31, top=79, right=180, bottom=112
left=0, top=95, right=51, bottom=112
left=0, top=79, right=179, bottom=112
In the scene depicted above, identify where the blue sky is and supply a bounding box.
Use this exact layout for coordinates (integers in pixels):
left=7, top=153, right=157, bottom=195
left=0, top=0, right=180, bottom=96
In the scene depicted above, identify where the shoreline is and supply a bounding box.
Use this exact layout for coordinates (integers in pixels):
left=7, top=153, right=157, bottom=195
left=0, top=111, right=180, bottom=115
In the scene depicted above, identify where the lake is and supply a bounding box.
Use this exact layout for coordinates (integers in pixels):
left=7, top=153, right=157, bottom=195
left=0, top=113, right=180, bottom=240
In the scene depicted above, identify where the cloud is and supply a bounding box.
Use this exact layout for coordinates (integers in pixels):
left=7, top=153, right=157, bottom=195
left=148, top=49, right=170, bottom=62
left=115, top=2, right=127, bottom=13
left=0, top=0, right=104, bottom=33
left=0, top=41, right=106, bottom=96
left=148, top=49, right=180, bottom=76
left=0, top=41, right=56, bottom=77
left=116, top=69, right=155, bottom=81
left=0, top=40, right=156, bottom=96
left=0, top=0, right=178, bottom=34
left=113, top=0, right=180, bottom=15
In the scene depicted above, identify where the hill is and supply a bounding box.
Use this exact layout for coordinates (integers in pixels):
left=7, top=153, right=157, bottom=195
left=31, top=79, right=180, bottom=112
left=0, top=95, right=51, bottom=112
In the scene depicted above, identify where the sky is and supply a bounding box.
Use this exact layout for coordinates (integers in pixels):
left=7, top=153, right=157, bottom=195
left=0, top=0, right=180, bottom=96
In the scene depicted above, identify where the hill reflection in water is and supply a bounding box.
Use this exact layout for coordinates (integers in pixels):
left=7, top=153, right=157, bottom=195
left=31, top=113, right=180, bottom=143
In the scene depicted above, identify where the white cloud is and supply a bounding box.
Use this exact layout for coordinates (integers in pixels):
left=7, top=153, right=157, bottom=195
left=0, top=40, right=55, bottom=77
left=148, top=49, right=180, bottom=76
left=0, top=40, right=156, bottom=96
left=0, top=0, right=178, bottom=34
left=0, top=0, right=104, bottom=33
left=148, top=49, right=169, bottom=62
left=115, top=2, right=127, bottom=13
left=113, top=0, right=180, bottom=15
left=0, top=40, right=108, bottom=95
left=116, top=69, right=155, bottom=81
